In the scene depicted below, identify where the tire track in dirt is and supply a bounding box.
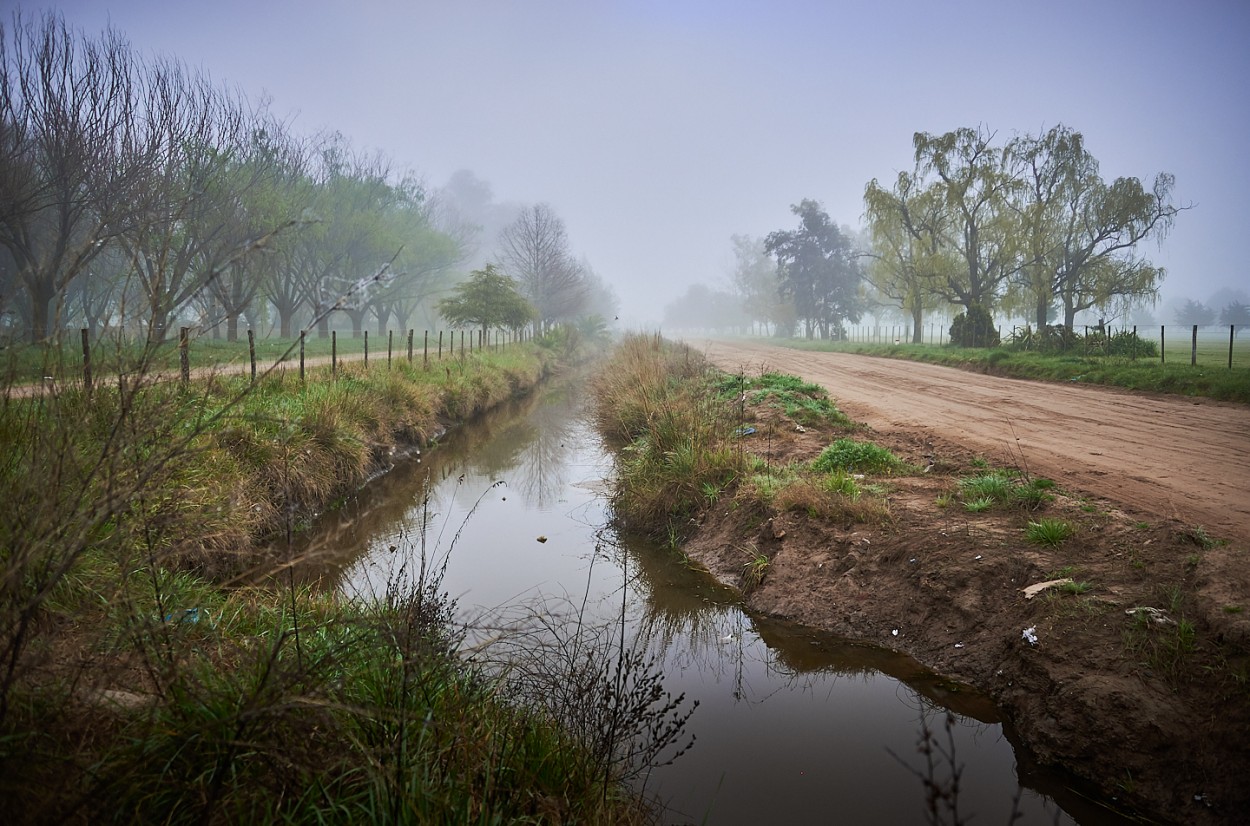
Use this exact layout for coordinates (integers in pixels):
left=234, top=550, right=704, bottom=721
left=698, top=338, right=1250, bottom=544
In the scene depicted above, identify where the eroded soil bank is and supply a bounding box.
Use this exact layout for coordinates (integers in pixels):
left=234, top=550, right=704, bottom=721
left=682, top=341, right=1250, bottom=825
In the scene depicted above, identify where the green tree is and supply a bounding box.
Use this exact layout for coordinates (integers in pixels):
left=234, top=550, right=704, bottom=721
left=437, top=264, right=533, bottom=335
left=1173, top=298, right=1214, bottom=326
left=863, top=173, right=954, bottom=343
left=729, top=233, right=796, bottom=336
left=1009, top=125, right=1177, bottom=331
left=1220, top=301, right=1250, bottom=329
left=912, top=126, right=1023, bottom=314
left=763, top=200, right=865, bottom=339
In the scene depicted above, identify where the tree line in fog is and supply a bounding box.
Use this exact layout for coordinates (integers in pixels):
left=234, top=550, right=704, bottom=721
left=669, top=125, right=1187, bottom=343
left=0, top=12, right=615, bottom=346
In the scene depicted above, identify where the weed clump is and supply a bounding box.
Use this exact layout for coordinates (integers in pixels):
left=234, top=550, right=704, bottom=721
left=812, top=439, right=903, bottom=475
left=712, top=371, right=851, bottom=427
left=1027, top=518, right=1075, bottom=546
left=957, top=471, right=1052, bottom=512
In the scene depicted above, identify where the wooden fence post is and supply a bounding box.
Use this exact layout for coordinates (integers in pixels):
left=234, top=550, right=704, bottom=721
left=1191, top=325, right=1198, bottom=366
left=1160, top=326, right=1165, bottom=364
left=179, top=327, right=190, bottom=385
left=388, top=329, right=393, bottom=369
left=423, top=330, right=429, bottom=369
left=407, top=329, right=413, bottom=364
left=299, top=331, right=305, bottom=381
left=438, top=330, right=443, bottom=360
left=1230, top=325, right=1235, bottom=369
left=364, top=330, right=369, bottom=367
left=1132, top=325, right=1137, bottom=361
left=248, top=328, right=256, bottom=381
left=332, top=330, right=337, bottom=377
left=79, top=324, right=91, bottom=397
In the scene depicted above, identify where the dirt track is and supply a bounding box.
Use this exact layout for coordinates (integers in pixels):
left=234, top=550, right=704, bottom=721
left=698, top=339, right=1250, bottom=544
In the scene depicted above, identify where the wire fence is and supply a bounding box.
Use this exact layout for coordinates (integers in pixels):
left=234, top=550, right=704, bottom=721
left=49, top=326, right=533, bottom=395
left=836, top=323, right=1247, bottom=368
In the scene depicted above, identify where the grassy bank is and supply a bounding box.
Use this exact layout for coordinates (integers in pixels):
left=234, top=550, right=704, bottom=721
left=0, top=333, right=678, bottom=824
left=590, top=334, right=891, bottom=550
left=766, top=338, right=1250, bottom=403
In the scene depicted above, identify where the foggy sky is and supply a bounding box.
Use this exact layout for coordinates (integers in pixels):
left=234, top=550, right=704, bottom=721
left=20, top=0, right=1250, bottom=324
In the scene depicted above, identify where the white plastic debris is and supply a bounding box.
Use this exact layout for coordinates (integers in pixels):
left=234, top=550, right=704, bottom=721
left=1022, top=626, right=1038, bottom=646
left=1022, top=578, right=1073, bottom=599
left=954, top=642, right=964, bottom=649
left=1126, top=606, right=1177, bottom=626
left=891, top=629, right=899, bottom=636
left=974, top=554, right=983, bottom=561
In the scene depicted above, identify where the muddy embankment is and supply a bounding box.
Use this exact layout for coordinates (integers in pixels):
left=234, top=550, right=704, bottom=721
left=681, top=339, right=1250, bottom=825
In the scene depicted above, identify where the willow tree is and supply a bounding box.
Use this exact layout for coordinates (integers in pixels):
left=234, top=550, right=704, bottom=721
left=437, top=264, right=534, bottom=337
left=863, top=172, right=954, bottom=343
left=912, top=127, right=1023, bottom=317
left=1009, top=125, right=1178, bottom=331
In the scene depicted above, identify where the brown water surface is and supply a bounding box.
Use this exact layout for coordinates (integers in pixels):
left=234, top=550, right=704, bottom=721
left=284, top=381, right=1132, bottom=825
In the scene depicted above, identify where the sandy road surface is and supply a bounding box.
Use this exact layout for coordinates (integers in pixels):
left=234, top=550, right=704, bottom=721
left=698, top=339, right=1250, bottom=544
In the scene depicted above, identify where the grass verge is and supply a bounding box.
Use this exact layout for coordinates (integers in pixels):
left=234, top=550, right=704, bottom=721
left=1, top=334, right=683, bottom=823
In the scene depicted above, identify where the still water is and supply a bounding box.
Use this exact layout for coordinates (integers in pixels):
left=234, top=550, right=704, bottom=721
left=289, top=381, right=1125, bottom=825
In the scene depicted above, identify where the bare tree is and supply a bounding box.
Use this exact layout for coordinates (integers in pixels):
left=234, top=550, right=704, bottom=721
left=115, top=57, right=258, bottom=342
left=0, top=12, right=148, bottom=342
left=497, top=203, right=587, bottom=331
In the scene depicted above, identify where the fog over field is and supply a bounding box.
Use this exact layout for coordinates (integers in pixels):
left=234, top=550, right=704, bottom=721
left=21, top=0, right=1250, bottom=326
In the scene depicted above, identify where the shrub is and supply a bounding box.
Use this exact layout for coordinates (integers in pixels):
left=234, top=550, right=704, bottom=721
left=949, top=305, right=1001, bottom=347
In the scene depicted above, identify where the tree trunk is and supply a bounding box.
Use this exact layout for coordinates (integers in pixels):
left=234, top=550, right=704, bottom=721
left=27, top=280, right=55, bottom=343
left=1063, top=301, right=1077, bottom=332
left=1036, top=295, right=1049, bottom=331
left=911, top=305, right=923, bottom=344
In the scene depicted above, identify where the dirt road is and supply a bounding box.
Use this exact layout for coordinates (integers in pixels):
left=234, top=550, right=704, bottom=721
left=698, top=338, right=1250, bottom=544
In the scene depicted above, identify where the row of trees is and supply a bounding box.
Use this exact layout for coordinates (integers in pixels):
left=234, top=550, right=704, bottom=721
left=697, top=125, right=1181, bottom=343
left=1172, top=298, right=1250, bottom=328
left=863, top=125, right=1179, bottom=342
left=0, top=13, right=610, bottom=346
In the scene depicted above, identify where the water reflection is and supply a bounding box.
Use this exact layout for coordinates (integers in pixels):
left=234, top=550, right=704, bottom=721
left=282, top=379, right=1125, bottom=825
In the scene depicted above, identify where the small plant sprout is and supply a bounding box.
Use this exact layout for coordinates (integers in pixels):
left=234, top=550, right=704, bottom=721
left=964, top=497, right=994, bottom=513
left=1061, top=581, right=1093, bottom=596
left=1027, top=518, right=1074, bottom=546
left=742, top=551, right=769, bottom=590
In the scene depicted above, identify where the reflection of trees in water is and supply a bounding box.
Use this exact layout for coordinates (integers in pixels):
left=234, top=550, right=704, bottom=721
left=477, top=390, right=582, bottom=509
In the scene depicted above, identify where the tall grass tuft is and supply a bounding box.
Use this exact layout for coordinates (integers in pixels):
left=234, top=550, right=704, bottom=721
left=591, top=335, right=745, bottom=539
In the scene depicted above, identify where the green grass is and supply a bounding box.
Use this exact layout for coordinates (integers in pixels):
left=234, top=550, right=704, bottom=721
left=1025, top=519, right=1075, bottom=544
left=742, top=550, right=770, bottom=590
left=711, top=370, right=851, bottom=427
left=812, top=438, right=904, bottom=475
left=957, top=471, right=1052, bottom=512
